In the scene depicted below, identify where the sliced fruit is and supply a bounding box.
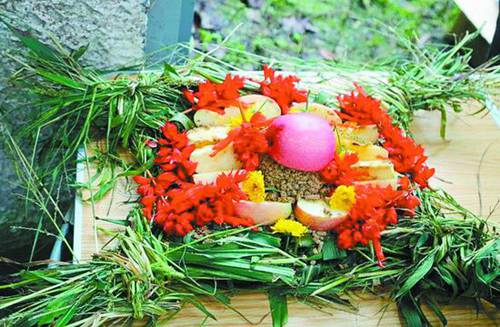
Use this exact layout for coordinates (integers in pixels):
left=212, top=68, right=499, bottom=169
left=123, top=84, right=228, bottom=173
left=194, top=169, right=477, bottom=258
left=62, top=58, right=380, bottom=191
left=294, top=199, right=347, bottom=231
left=194, top=95, right=281, bottom=127
left=234, top=200, right=292, bottom=225
left=289, top=102, right=342, bottom=125
left=193, top=170, right=246, bottom=184
left=237, top=94, right=281, bottom=118
left=187, top=126, right=231, bottom=148
left=354, top=178, right=398, bottom=189
left=352, top=160, right=396, bottom=181
left=190, top=144, right=242, bottom=173
left=346, top=144, right=388, bottom=161
left=336, top=124, right=379, bottom=145
left=193, top=110, right=224, bottom=127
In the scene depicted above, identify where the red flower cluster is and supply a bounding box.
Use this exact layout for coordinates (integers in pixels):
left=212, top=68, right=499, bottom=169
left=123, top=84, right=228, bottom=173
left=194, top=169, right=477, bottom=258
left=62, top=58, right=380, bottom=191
left=183, top=74, right=245, bottom=113
left=134, top=123, right=196, bottom=219
left=211, top=113, right=272, bottom=170
left=320, top=153, right=366, bottom=186
left=337, top=84, right=435, bottom=188
left=134, top=123, right=254, bottom=236
left=154, top=123, right=197, bottom=181
left=334, top=177, right=420, bottom=266
left=155, top=171, right=253, bottom=235
left=259, top=65, right=307, bottom=114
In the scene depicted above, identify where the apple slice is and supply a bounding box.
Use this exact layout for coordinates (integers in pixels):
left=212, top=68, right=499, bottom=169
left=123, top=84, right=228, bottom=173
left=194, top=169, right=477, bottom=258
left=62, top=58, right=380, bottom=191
left=194, top=95, right=281, bottom=127
left=294, top=199, right=347, bottom=231
left=187, top=126, right=231, bottom=148
left=346, top=144, right=388, bottom=161
left=236, top=94, right=281, bottom=118
left=354, top=178, right=398, bottom=189
left=193, top=170, right=246, bottom=184
left=289, top=102, right=342, bottom=126
left=190, top=144, right=242, bottom=173
left=234, top=200, right=292, bottom=225
left=352, top=160, right=396, bottom=180
left=336, top=124, right=379, bottom=145
left=193, top=110, right=224, bottom=127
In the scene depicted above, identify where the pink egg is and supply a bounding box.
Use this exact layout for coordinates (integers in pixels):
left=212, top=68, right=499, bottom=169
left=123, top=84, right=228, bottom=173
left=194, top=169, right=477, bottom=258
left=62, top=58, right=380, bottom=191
left=268, top=112, right=336, bottom=171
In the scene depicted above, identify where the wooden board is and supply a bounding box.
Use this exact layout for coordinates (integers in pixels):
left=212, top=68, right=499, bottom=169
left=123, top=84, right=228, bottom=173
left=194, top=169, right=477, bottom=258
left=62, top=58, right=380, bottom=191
left=77, top=102, right=500, bottom=326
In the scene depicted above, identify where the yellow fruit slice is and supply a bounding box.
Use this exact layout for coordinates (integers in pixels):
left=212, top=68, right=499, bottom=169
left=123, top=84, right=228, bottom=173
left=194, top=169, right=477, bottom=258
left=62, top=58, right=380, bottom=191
left=336, top=124, right=379, bottom=145
left=187, top=126, right=230, bottom=148
left=289, top=102, right=342, bottom=126
left=190, top=144, right=242, bottom=173
left=346, top=144, right=388, bottom=161
left=352, top=160, right=396, bottom=181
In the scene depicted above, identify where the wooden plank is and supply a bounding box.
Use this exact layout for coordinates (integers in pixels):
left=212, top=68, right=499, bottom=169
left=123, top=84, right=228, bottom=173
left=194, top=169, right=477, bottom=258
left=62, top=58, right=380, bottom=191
left=75, top=146, right=133, bottom=261
left=77, top=91, right=500, bottom=326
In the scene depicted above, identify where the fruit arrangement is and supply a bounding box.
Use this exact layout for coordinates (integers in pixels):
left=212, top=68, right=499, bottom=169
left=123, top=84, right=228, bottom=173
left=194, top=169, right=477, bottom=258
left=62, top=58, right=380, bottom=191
left=2, top=29, right=498, bottom=327
left=134, top=68, right=432, bottom=265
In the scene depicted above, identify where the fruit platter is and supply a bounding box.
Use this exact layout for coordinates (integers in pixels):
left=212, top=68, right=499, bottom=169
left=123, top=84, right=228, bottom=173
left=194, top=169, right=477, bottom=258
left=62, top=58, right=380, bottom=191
left=134, top=67, right=432, bottom=268
left=1, top=32, right=499, bottom=327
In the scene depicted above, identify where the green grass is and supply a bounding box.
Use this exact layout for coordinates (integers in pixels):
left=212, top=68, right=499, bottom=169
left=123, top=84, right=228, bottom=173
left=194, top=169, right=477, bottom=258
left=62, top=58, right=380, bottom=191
left=196, top=0, right=460, bottom=67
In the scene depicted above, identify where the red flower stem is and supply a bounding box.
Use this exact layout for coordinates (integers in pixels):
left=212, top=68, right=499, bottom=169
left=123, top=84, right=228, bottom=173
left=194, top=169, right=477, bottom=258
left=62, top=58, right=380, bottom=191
left=145, top=170, right=157, bottom=186
left=373, top=239, right=385, bottom=267
left=237, top=101, right=247, bottom=123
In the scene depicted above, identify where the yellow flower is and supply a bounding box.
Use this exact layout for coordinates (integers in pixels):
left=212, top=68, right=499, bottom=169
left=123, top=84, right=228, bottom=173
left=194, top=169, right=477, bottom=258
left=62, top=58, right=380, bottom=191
left=229, top=109, right=253, bottom=127
left=329, top=185, right=356, bottom=211
left=271, top=219, right=308, bottom=237
left=242, top=170, right=266, bottom=202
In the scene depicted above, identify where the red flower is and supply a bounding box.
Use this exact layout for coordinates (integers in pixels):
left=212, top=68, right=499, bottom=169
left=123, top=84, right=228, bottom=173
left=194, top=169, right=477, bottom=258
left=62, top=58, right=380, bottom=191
left=337, top=84, right=435, bottom=188
left=211, top=113, right=272, bottom=170
left=259, top=65, right=307, bottom=114
left=134, top=121, right=254, bottom=236
left=333, top=179, right=421, bottom=266
left=320, top=153, right=366, bottom=186
left=154, top=172, right=252, bottom=236
left=153, top=123, right=197, bottom=181
left=160, top=123, right=189, bottom=148
left=183, top=74, right=245, bottom=113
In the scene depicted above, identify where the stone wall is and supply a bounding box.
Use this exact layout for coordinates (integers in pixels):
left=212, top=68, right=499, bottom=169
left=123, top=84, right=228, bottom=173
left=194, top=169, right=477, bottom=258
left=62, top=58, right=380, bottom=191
left=0, top=0, right=150, bottom=259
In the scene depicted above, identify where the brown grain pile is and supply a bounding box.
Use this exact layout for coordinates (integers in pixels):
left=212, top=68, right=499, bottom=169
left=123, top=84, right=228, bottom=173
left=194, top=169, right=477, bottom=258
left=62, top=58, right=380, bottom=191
left=259, top=155, right=329, bottom=202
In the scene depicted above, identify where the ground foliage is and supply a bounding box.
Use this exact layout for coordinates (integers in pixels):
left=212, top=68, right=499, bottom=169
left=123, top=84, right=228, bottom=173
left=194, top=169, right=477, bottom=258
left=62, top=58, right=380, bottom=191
left=195, top=0, right=460, bottom=67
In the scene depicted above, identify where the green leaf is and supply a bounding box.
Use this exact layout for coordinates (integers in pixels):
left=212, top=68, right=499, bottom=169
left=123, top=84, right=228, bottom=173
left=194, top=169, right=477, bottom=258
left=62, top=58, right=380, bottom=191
left=95, top=217, right=130, bottom=227
left=396, top=250, right=436, bottom=298
left=87, top=180, right=115, bottom=202
left=439, top=107, right=447, bottom=139
left=268, top=289, right=288, bottom=327
left=425, top=296, right=447, bottom=326
left=36, top=69, right=84, bottom=89
left=248, top=232, right=281, bottom=248
left=322, top=236, right=346, bottom=260
left=0, top=18, right=60, bottom=62
left=71, top=44, right=88, bottom=61
left=397, top=296, right=425, bottom=327
left=170, top=112, right=194, bottom=130
left=55, top=302, right=78, bottom=327
left=163, top=63, right=179, bottom=77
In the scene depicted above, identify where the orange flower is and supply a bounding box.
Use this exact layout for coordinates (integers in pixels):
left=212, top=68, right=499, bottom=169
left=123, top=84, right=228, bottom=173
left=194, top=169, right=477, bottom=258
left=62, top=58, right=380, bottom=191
left=259, top=65, right=307, bottom=114
left=337, top=84, right=434, bottom=188
left=320, top=153, right=366, bottom=186
left=134, top=121, right=257, bottom=236
left=211, top=113, right=272, bottom=170
left=183, top=74, right=245, bottom=113
left=334, top=179, right=420, bottom=266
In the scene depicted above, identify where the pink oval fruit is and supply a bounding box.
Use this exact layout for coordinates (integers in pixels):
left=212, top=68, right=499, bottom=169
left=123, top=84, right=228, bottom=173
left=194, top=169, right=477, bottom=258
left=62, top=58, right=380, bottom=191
left=268, top=113, right=336, bottom=171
